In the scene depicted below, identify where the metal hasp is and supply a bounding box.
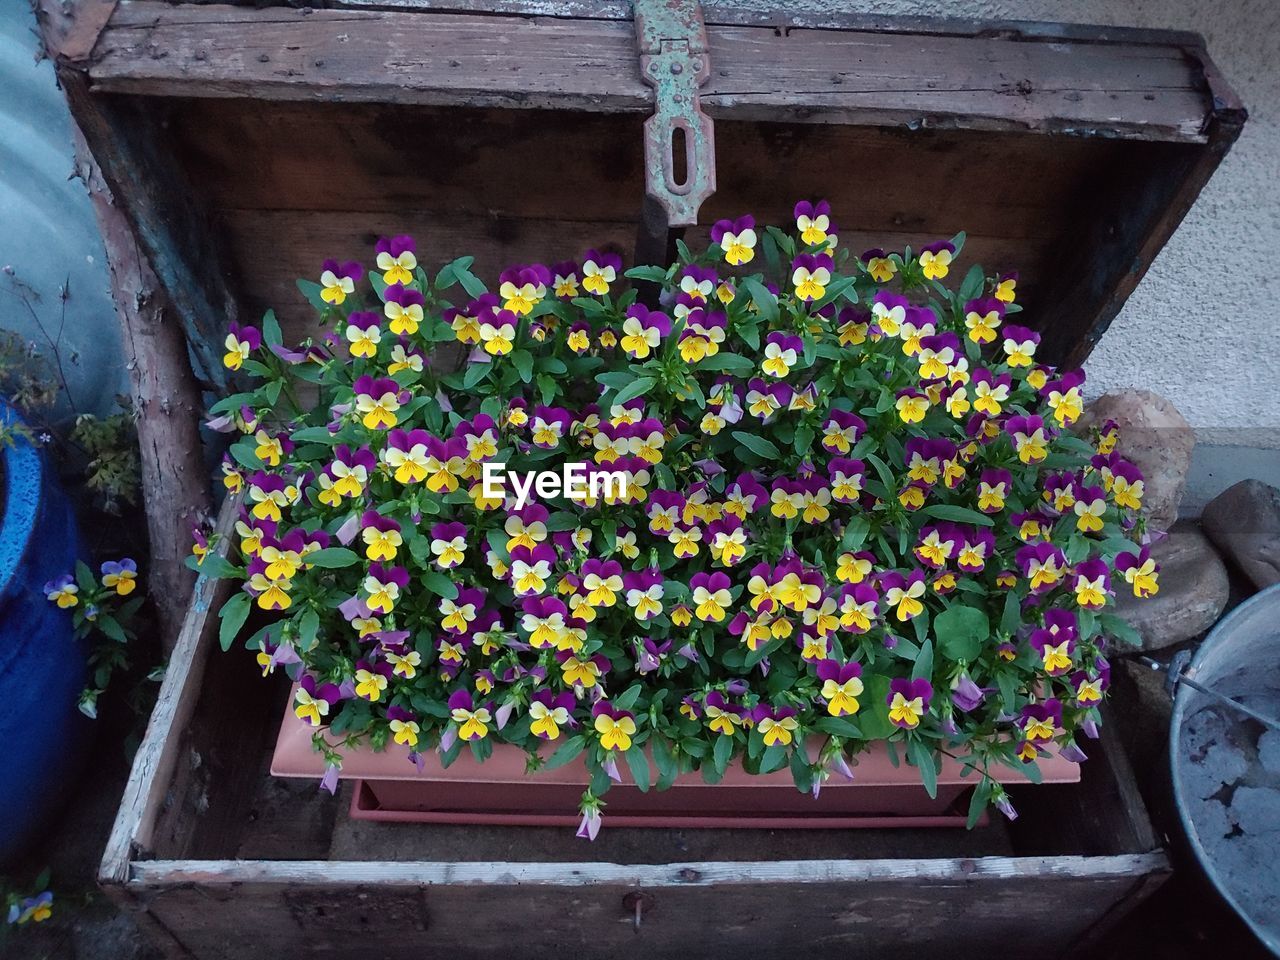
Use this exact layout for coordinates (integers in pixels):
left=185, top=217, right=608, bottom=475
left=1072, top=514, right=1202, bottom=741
left=633, top=0, right=715, bottom=227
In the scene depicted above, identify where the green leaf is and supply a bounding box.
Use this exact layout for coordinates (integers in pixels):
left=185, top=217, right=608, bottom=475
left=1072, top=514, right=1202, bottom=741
left=614, top=683, right=644, bottom=712
left=624, top=266, right=669, bottom=283
left=912, top=637, right=934, bottom=682
left=463, top=361, right=490, bottom=390
left=698, top=353, right=755, bottom=376
left=1099, top=613, right=1143, bottom=649
left=421, top=570, right=460, bottom=600
left=909, top=738, right=939, bottom=799
left=652, top=735, right=679, bottom=788
left=97, top=615, right=127, bottom=643
left=759, top=743, right=788, bottom=774
left=815, top=716, right=862, bottom=738
left=228, top=438, right=264, bottom=472
left=840, top=516, right=870, bottom=551
left=613, top=376, right=657, bottom=406
left=789, top=746, right=814, bottom=794
left=305, top=547, right=360, bottom=569
left=543, top=734, right=586, bottom=770
left=544, top=512, right=581, bottom=532
left=864, top=452, right=896, bottom=493
left=195, top=551, right=240, bottom=581
left=511, top=349, right=534, bottom=383
left=625, top=745, right=652, bottom=792
left=857, top=675, right=897, bottom=740
left=536, top=374, right=558, bottom=406
left=289, top=426, right=338, bottom=445
left=295, top=279, right=327, bottom=312
left=813, top=275, right=857, bottom=310
left=298, top=608, right=320, bottom=650
left=731, top=430, right=780, bottom=459
left=713, top=732, right=734, bottom=773
left=934, top=605, right=989, bottom=662
left=996, top=669, right=1018, bottom=710
left=741, top=277, right=778, bottom=324
left=920, top=504, right=994, bottom=527
left=999, top=590, right=1022, bottom=637
left=967, top=777, right=993, bottom=828
left=73, top=559, right=96, bottom=594
left=486, top=529, right=511, bottom=561
left=793, top=424, right=815, bottom=456
left=595, top=371, right=634, bottom=390
left=261, top=309, right=282, bottom=347
left=218, top=593, right=251, bottom=652
left=535, top=356, right=568, bottom=376
left=958, top=264, right=985, bottom=302
left=435, top=256, right=475, bottom=291
left=455, top=266, right=488, bottom=299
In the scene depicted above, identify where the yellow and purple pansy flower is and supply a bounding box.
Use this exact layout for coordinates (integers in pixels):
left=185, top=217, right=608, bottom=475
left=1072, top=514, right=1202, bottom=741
left=887, top=677, right=932, bottom=728
left=710, top=215, right=757, bottom=266
left=375, top=235, right=417, bottom=285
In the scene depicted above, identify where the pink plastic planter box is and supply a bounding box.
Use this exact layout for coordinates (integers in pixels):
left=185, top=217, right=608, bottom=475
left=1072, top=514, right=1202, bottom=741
left=271, top=692, right=1079, bottom=829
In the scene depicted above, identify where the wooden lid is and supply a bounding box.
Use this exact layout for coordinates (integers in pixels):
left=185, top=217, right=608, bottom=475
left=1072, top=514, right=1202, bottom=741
left=43, top=1, right=1244, bottom=373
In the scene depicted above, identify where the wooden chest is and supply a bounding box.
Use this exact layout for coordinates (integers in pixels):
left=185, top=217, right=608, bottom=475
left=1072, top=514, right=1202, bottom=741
left=36, top=2, right=1244, bottom=957
left=100, top=498, right=1170, bottom=960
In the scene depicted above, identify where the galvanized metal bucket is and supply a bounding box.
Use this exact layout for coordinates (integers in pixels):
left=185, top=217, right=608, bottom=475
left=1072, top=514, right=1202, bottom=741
left=1170, top=584, right=1280, bottom=956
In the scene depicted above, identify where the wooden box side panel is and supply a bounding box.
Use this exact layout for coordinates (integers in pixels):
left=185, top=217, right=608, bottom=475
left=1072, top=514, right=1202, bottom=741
left=126, top=857, right=1167, bottom=960
left=161, top=97, right=1144, bottom=353
left=99, top=496, right=240, bottom=883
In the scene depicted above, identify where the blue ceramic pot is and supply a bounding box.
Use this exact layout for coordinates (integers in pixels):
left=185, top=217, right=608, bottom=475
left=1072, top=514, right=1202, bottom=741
left=0, top=401, right=85, bottom=865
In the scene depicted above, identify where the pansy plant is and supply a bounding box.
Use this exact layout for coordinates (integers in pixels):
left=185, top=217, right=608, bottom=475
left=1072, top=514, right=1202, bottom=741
left=201, top=211, right=1154, bottom=834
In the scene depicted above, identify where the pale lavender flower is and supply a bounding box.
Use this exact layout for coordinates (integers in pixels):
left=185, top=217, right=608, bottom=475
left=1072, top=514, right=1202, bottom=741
left=319, top=763, right=340, bottom=796
left=576, top=806, right=602, bottom=841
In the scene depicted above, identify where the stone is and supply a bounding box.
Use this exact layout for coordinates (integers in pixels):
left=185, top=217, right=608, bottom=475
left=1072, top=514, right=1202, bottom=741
left=1111, top=522, right=1230, bottom=651
left=1078, top=389, right=1195, bottom=531
left=1200, top=479, right=1280, bottom=589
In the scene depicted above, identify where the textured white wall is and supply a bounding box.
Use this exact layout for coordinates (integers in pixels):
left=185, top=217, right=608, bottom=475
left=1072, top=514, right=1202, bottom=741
left=716, top=0, right=1280, bottom=447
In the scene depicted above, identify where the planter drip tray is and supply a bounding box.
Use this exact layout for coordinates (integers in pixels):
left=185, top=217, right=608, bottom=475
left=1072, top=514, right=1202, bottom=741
left=348, top=779, right=982, bottom=830
left=272, top=698, right=1077, bottom=830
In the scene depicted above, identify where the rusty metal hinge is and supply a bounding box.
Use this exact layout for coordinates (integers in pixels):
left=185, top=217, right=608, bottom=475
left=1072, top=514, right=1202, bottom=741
left=633, top=0, right=716, bottom=227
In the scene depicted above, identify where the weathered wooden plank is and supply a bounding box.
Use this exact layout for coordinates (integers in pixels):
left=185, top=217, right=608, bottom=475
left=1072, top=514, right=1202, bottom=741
left=170, top=99, right=1109, bottom=238
left=174, top=0, right=1210, bottom=49
left=130, top=852, right=1169, bottom=885
left=34, top=0, right=119, bottom=62
left=92, top=4, right=647, bottom=110
left=54, top=75, right=242, bottom=388
left=701, top=26, right=1207, bottom=139
left=73, top=125, right=211, bottom=648
left=99, top=496, right=239, bottom=886
left=125, top=859, right=1166, bottom=960
left=88, top=3, right=1213, bottom=142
